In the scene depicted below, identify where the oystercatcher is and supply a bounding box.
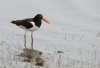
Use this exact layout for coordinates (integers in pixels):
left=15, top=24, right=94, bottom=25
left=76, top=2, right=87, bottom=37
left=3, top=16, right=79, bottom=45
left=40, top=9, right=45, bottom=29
left=10, top=14, right=50, bottom=50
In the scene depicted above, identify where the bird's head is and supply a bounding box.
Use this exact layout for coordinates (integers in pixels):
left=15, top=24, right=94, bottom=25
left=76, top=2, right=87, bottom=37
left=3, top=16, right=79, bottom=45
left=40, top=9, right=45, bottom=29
left=34, top=14, right=50, bottom=24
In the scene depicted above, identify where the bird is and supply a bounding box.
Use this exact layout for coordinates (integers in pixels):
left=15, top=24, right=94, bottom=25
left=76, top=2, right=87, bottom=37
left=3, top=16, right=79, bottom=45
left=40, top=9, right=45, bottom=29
left=10, top=14, right=50, bottom=50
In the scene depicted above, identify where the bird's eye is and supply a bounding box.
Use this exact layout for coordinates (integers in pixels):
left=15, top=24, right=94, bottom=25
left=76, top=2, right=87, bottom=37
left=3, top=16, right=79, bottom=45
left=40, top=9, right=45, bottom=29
left=40, top=16, right=42, bottom=18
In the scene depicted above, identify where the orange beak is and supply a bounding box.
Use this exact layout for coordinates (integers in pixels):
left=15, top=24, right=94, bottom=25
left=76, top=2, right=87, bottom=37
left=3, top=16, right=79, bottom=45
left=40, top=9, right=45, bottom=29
left=42, top=18, right=50, bottom=24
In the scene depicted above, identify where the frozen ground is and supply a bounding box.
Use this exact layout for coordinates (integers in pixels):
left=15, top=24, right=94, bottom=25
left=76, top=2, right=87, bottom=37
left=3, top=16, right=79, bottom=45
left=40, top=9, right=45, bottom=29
left=0, top=0, right=100, bottom=68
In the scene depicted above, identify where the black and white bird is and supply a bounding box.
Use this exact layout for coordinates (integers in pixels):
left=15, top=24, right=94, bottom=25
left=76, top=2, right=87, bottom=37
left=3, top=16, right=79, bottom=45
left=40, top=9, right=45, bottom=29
left=10, top=14, right=50, bottom=50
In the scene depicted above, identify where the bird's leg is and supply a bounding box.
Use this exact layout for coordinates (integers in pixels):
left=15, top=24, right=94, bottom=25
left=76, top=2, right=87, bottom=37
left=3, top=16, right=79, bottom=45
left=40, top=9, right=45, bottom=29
left=24, top=30, right=27, bottom=48
left=31, top=31, right=33, bottom=50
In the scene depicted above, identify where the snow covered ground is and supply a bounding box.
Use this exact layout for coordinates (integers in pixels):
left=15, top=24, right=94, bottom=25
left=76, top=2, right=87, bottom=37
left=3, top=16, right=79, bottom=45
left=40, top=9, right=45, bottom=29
left=0, top=0, right=100, bottom=68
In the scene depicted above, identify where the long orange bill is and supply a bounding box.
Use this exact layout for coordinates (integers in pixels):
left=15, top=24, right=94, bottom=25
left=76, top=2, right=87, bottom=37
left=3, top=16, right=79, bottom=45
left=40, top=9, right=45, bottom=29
left=42, top=18, right=50, bottom=24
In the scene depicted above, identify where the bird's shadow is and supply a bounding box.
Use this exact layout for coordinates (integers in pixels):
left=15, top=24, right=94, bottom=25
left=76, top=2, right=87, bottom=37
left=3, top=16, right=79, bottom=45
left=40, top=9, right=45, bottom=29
left=17, top=48, right=44, bottom=66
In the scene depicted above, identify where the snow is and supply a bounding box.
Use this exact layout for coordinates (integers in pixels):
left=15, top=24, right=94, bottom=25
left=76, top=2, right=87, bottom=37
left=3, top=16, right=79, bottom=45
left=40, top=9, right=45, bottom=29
left=0, top=0, right=100, bottom=68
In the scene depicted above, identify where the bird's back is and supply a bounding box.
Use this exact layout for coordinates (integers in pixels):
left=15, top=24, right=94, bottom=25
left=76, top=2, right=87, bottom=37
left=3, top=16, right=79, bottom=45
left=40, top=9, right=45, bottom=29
left=11, top=18, right=33, bottom=25
left=11, top=18, right=34, bottom=29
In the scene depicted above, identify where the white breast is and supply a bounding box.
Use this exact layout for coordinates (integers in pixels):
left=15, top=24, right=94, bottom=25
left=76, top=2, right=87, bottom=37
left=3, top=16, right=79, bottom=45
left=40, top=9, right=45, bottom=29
left=27, top=22, right=39, bottom=31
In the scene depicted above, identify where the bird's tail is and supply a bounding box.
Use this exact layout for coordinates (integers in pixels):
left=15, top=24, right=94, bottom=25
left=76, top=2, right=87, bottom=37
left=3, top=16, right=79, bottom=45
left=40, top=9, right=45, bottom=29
left=10, top=21, right=16, bottom=24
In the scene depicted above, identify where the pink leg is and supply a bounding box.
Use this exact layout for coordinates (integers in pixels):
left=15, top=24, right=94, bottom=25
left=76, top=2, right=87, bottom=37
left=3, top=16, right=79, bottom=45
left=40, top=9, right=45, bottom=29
left=31, top=31, right=33, bottom=50
left=24, top=31, right=27, bottom=48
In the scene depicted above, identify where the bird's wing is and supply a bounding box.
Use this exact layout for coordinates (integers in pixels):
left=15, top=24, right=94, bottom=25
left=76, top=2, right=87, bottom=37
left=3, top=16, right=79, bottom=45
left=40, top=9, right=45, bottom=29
left=12, top=18, right=34, bottom=29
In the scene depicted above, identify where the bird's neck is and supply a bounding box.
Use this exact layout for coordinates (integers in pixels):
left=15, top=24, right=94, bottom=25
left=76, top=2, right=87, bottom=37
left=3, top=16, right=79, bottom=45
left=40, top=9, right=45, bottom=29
left=33, top=18, right=42, bottom=28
